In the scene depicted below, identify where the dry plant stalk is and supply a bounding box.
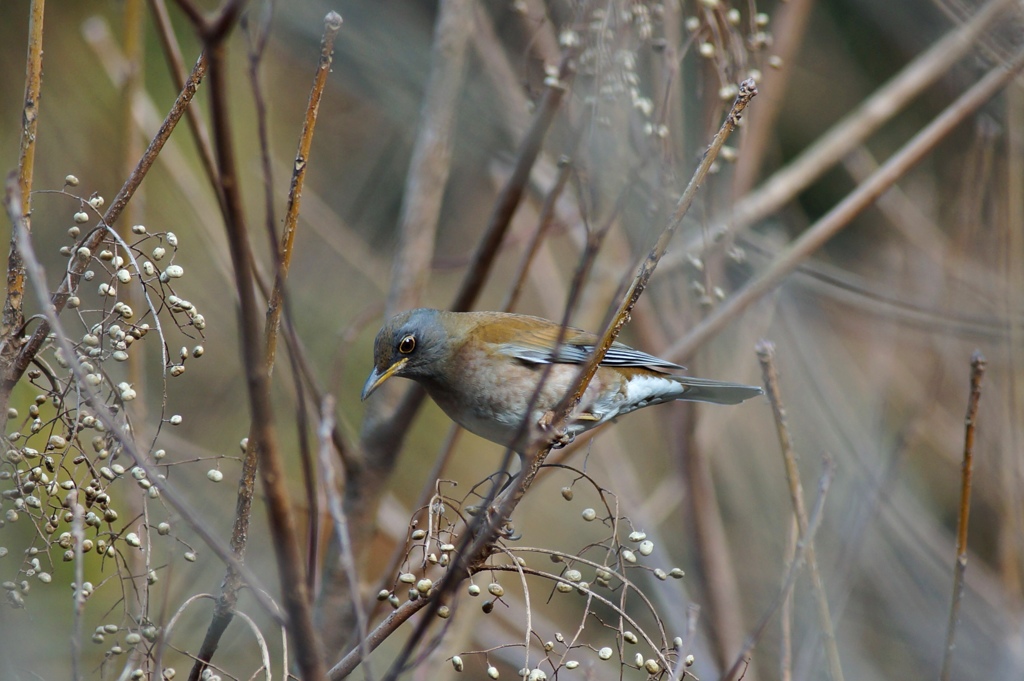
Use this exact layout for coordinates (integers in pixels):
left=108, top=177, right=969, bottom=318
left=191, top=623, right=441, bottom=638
left=187, top=12, right=342, bottom=681
left=757, top=340, right=844, bottom=681
left=939, top=351, right=986, bottom=681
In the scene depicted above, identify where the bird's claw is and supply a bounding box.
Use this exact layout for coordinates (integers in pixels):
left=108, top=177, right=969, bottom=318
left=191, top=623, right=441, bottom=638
left=538, top=411, right=574, bottom=449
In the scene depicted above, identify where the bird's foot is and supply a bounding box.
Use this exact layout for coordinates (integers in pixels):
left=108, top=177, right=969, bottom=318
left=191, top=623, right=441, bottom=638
left=537, top=411, right=575, bottom=449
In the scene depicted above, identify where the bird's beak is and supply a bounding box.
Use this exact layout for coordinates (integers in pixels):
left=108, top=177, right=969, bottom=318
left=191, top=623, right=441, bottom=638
left=360, top=358, right=409, bottom=401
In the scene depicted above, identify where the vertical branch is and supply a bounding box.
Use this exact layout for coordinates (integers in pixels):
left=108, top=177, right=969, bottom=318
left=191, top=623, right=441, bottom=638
left=173, top=0, right=328, bottom=677
left=189, top=13, right=342, bottom=679
left=385, top=0, right=473, bottom=317
left=0, top=0, right=45, bottom=430
left=939, top=351, right=986, bottom=681
left=757, top=340, right=844, bottom=681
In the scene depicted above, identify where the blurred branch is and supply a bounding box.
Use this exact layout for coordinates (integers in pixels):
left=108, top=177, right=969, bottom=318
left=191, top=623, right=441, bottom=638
left=149, top=0, right=225, bottom=213
left=450, top=48, right=577, bottom=313
left=386, top=0, right=472, bottom=317
left=722, top=455, right=837, bottom=681
left=732, top=0, right=814, bottom=196
left=668, top=0, right=1016, bottom=267
left=664, top=44, right=1024, bottom=365
left=940, top=351, right=986, bottom=681
left=0, top=0, right=45, bottom=430
left=757, top=340, right=843, bottom=681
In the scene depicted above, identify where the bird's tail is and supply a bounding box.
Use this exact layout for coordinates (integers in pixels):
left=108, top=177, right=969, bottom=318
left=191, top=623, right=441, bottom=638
left=673, top=376, right=764, bottom=405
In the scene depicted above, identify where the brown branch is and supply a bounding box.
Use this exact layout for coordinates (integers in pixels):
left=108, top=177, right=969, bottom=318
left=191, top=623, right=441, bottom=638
left=722, top=456, right=837, bottom=681
left=664, top=45, right=1024, bottom=365
left=187, top=13, right=342, bottom=680
left=0, top=0, right=45, bottom=433
left=174, top=0, right=327, bottom=676
left=449, top=47, right=576, bottom=313
left=939, top=351, right=986, bottom=681
left=757, top=340, right=844, bottom=681
left=0, top=0, right=45, bottom=436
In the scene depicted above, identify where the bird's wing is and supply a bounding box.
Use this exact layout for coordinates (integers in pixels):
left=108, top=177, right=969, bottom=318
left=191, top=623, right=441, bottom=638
left=487, top=315, right=684, bottom=371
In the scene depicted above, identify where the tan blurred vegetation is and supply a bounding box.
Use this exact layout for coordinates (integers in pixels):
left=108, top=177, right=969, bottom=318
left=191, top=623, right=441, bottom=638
left=0, top=0, right=1023, bottom=680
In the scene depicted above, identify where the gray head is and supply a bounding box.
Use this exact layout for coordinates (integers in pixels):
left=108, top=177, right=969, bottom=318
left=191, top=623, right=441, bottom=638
left=360, top=308, right=453, bottom=400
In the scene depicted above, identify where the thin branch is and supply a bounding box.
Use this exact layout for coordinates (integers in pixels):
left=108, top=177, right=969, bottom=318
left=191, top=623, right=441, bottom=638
left=187, top=19, right=339, bottom=675
left=1, top=0, right=45, bottom=413
left=757, top=340, right=844, bottom=681
left=722, top=456, right=837, bottom=681
left=664, top=46, right=1024, bottom=365
left=939, top=351, right=986, bottom=681
left=200, top=20, right=328, bottom=681
left=450, top=47, right=577, bottom=313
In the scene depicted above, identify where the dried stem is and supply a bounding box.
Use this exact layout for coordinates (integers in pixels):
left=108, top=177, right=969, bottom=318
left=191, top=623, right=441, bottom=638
left=939, top=351, right=986, bottom=681
left=188, top=12, right=342, bottom=680
left=0, top=0, right=45, bottom=433
left=664, top=46, right=1024, bottom=365
left=722, top=456, right=837, bottom=681
left=757, top=340, right=844, bottom=681
left=176, top=0, right=328, bottom=676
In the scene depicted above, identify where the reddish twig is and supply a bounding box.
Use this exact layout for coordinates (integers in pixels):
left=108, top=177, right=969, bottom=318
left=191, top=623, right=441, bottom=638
left=939, top=351, right=986, bottom=681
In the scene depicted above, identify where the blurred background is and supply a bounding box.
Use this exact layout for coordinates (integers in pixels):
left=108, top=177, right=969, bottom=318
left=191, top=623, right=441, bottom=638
left=0, top=0, right=1022, bottom=679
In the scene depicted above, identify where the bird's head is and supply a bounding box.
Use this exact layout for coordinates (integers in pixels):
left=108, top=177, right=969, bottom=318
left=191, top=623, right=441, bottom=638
left=361, top=308, right=452, bottom=400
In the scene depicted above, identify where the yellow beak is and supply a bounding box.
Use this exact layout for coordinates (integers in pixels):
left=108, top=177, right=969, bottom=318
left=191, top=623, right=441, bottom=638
left=360, top=358, right=409, bottom=400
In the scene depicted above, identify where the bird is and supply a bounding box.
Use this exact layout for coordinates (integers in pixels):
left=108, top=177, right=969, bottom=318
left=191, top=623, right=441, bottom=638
left=361, top=309, right=762, bottom=455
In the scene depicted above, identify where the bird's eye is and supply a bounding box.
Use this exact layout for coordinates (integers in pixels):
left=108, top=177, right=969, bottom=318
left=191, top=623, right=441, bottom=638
left=398, top=335, right=416, bottom=354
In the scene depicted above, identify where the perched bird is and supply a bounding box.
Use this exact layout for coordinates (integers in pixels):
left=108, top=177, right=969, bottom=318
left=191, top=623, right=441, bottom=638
left=362, top=309, right=762, bottom=452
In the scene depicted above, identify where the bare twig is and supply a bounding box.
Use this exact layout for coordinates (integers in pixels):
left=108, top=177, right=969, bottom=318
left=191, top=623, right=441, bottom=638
left=722, top=456, right=837, bottom=681
left=0, top=0, right=45, bottom=432
left=188, top=17, right=341, bottom=679
left=939, top=351, right=986, bottom=681
left=177, top=0, right=328, bottom=676
left=664, top=46, right=1024, bottom=365
left=318, top=396, right=373, bottom=681
left=757, top=340, right=844, bottom=681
